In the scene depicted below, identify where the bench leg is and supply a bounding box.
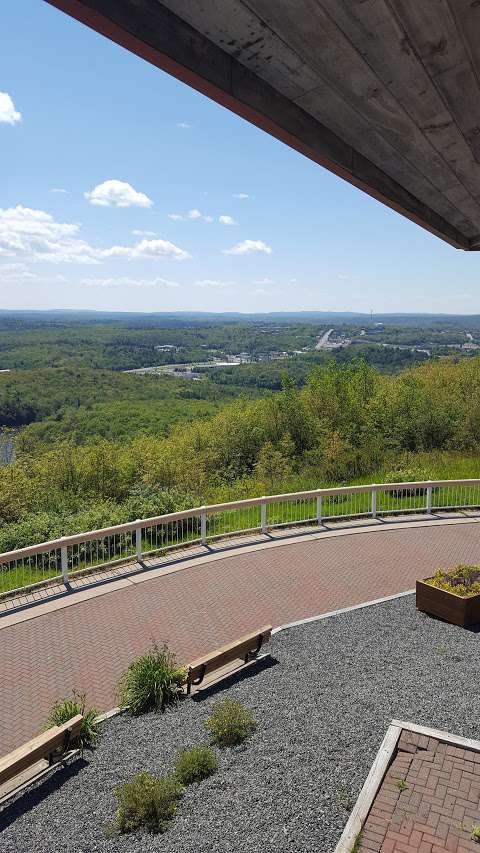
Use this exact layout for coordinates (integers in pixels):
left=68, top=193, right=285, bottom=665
left=245, top=634, right=264, bottom=663
left=187, top=664, right=207, bottom=694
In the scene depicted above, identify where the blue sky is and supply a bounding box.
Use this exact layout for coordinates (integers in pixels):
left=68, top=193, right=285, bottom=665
left=1, top=0, right=479, bottom=314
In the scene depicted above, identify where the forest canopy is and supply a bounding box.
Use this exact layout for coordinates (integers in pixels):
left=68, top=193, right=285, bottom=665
left=1, top=355, right=480, bottom=552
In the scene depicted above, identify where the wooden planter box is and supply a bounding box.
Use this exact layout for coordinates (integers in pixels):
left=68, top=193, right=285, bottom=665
left=416, top=578, right=480, bottom=627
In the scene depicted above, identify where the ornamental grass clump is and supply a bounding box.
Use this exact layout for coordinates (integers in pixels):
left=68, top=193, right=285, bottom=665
left=117, top=643, right=187, bottom=715
left=44, top=690, right=98, bottom=749
left=205, top=699, right=256, bottom=747
left=115, top=772, right=182, bottom=834
left=426, top=564, right=480, bottom=597
left=174, top=746, right=217, bottom=785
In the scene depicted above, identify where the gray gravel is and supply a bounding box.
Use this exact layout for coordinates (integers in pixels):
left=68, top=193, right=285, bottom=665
left=1, top=595, right=480, bottom=853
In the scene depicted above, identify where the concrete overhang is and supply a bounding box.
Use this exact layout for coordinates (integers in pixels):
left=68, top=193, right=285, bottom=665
left=46, top=0, right=480, bottom=250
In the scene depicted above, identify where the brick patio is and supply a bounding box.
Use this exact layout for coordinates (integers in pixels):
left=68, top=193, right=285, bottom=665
left=1, top=518, right=480, bottom=756
left=358, top=731, right=480, bottom=853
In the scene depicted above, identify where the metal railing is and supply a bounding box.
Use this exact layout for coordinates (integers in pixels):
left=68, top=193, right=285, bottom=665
left=1, top=479, right=480, bottom=603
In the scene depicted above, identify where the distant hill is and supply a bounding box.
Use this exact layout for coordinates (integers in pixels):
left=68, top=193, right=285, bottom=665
left=0, top=309, right=480, bottom=330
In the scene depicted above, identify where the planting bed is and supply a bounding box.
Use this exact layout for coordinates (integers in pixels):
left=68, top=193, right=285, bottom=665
left=1, top=595, right=480, bottom=853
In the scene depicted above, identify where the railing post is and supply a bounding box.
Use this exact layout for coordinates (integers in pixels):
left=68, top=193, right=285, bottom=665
left=426, top=482, right=432, bottom=514
left=200, top=506, right=207, bottom=545
left=60, top=540, right=69, bottom=586
left=371, top=486, right=377, bottom=519
left=135, top=521, right=142, bottom=562
left=261, top=498, right=267, bottom=534
left=316, top=493, right=322, bottom=526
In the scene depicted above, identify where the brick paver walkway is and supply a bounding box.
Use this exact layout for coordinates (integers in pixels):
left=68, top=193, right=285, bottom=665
left=359, top=730, right=480, bottom=853
left=1, top=519, right=480, bottom=755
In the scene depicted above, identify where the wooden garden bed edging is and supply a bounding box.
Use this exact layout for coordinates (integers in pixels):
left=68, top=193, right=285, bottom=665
left=416, top=578, right=480, bottom=627
left=333, top=720, right=480, bottom=853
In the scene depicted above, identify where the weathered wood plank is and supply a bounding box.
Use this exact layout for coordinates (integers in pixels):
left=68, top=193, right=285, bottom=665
left=248, top=0, right=480, bottom=231
left=334, top=724, right=402, bottom=853
left=188, top=625, right=272, bottom=683
left=316, top=0, right=480, bottom=223
left=0, top=715, right=83, bottom=786
left=44, top=0, right=476, bottom=248
left=393, top=0, right=480, bottom=192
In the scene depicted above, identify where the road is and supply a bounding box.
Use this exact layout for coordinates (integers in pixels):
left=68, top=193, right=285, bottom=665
left=315, top=328, right=334, bottom=350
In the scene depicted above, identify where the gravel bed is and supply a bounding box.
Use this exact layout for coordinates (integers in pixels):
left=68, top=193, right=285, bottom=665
left=1, top=595, right=480, bottom=853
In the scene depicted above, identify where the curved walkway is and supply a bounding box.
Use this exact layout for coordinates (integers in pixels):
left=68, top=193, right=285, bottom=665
left=1, top=515, right=480, bottom=754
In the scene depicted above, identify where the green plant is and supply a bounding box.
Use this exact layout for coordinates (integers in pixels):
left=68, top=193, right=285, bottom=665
left=115, top=772, right=182, bottom=834
left=395, top=779, right=409, bottom=792
left=44, top=690, right=97, bottom=749
left=174, top=745, right=218, bottom=785
left=205, top=699, right=256, bottom=747
left=117, top=643, right=187, bottom=715
left=472, top=824, right=480, bottom=843
left=351, top=830, right=363, bottom=852
left=426, top=564, right=480, bottom=597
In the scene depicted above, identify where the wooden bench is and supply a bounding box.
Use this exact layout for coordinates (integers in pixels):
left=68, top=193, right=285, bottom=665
left=186, top=625, right=272, bottom=694
left=0, top=714, right=84, bottom=791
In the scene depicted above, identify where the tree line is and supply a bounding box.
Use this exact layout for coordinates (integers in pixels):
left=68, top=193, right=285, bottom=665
left=1, top=356, right=480, bottom=551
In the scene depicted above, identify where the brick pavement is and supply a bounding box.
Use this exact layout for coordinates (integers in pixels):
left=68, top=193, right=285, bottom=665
left=2, top=520, right=480, bottom=756
left=358, top=731, right=480, bottom=853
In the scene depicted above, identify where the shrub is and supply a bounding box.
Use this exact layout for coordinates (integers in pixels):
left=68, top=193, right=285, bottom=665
left=115, top=772, right=182, bottom=834
left=426, top=564, right=480, bottom=597
left=174, top=746, right=217, bottom=785
left=44, top=691, right=97, bottom=749
left=471, top=824, right=480, bottom=843
left=205, top=699, right=256, bottom=747
left=117, top=643, right=187, bottom=715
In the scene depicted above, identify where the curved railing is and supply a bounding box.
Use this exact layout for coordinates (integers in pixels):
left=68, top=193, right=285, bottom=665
left=1, top=479, right=480, bottom=603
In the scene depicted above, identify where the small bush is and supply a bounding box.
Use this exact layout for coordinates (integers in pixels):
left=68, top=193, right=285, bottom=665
left=174, top=746, right=217, bottom=785
left=472, top=824, right=480, bottom=843
left=205, top=699, right=256, bottom=747
left=117, top=643, right=187, bottom=715
left=115, top=772, right=182, bottom=834
left=44, top=691, right=97, bottom=749
left=426, top=564, right=480, bottom=597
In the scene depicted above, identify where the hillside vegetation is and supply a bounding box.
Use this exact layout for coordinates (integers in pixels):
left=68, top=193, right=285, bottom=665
left=2, top=356, right=480, bottom=552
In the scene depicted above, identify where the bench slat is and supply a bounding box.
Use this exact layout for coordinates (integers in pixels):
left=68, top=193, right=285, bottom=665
left=0, top=714, right=83, bottom=785
left=187, top=625, right=272, bottom=692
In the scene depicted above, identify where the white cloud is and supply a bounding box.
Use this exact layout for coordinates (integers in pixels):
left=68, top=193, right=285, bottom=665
left=85, top=179, right=153, bottom=208
left=338, top=273, right=359, bottom=280
left=132, top=229, right=156, bottom=236
left=253, top=277, right=274, bottom=285
left=83, top=276, right=180, bottom=288
left=233, top=193, right=250, bottom=200
left=102, top=238, right=189, bottom=261
left=168, top=209, right=213, bottom=223
left=219, top=215, right=237, bottom=225
left=0, top=262, right=69, bottom=285
left=0, top=262, right=39, bottom=281
left=51, top=188, right=68, bottom=194
left=0, top=92, right=21, bottom=125
left=223, top=239, right=272, bottom=256
left=0, top=206, right=100, bottom=265
left=251, top=287, right=274, bottom=296
left=195, top=279, right=234, bottom=288
left=177, top=122, right=191, bottom=129
left=0, top=206, right=189, bottom=265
